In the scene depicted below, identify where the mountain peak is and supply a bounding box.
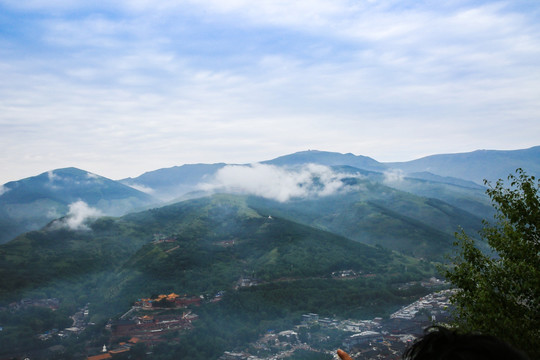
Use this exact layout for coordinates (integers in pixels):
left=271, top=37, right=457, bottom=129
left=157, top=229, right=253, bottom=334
left=0, top=167, right=157, bottom=243
left=386, top=146, right=540, bottom=184
left=263, top=150, right=385, bottom=170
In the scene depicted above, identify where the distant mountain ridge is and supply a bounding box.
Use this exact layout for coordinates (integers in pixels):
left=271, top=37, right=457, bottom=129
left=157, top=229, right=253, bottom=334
left=1, top=146, right=538, bottom=243
left=1, top=167, right=154, bottom=205
left=0, top=167, right=157, bottom=243
left=262, top=150, right=385, bottom=171
left=120, top=163, right=227, bottom=200
left=119, top=146, right=540, bottom=199
left=386, top=146, right=540, bottom=185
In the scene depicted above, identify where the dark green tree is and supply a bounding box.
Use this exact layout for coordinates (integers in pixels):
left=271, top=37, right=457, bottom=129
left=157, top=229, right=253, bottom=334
left=445, top=169, right=540, bottom=359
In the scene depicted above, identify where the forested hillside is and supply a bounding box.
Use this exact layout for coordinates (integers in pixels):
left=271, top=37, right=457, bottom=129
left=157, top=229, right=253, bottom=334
left=0, top=168, right=156, bottom=244
left=0, top=194, right=437, bottom=357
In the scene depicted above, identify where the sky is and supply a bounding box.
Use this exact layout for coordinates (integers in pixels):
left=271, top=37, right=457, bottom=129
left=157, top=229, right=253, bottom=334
left=1, top=0, right=539, bottom=185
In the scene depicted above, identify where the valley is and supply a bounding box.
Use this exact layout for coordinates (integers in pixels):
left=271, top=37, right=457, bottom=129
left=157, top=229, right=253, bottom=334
left=0, top=194, right=440, bottom=359
left=0, top=147, right=538, bottom=359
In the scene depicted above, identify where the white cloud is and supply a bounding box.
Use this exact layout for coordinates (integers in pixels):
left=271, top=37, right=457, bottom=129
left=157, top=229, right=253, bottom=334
left=46, top=207, right=61, bottom=219
left=383, top=169, right=405, bottom=185
left=51, top=200, right=102, bottom=231
left=45, top=170, right=63, bottom=190
left=199, top=163, right=362, bottom=202
left=0, top=1, right=539, bottom=184
left=126, top=183, right=155, bottom=194
left=47, top=170, right=59, bottom=182
left=0, top=184, right=10, bottom=196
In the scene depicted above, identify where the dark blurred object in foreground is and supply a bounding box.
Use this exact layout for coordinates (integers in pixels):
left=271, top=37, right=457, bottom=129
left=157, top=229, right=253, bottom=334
left=403, top=326, right=529, bottom=360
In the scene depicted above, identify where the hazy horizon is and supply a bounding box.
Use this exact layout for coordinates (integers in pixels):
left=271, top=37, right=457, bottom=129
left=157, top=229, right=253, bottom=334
left=2, top=145, right=539, bottom=186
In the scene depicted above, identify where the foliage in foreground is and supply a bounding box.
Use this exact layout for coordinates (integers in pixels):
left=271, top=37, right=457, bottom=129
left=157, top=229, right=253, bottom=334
left=445, top=169, right=540, bottom=359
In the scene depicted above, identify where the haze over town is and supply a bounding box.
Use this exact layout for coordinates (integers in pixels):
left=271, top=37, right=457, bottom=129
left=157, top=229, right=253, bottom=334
left=1, top=0, right=540, bottom=185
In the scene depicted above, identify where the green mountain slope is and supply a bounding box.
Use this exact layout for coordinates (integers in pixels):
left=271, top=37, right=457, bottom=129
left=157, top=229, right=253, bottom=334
left=0, top=194, right=441, bottom=358
left=0, top=193, right=434, bottom=310
left=331, top=165, right=492, bottom=219
left=245, top=178, right=486, bottom=260
left=0, top=167, right=157, bottom=244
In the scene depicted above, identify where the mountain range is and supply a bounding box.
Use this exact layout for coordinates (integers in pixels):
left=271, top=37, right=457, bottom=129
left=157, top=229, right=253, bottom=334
left=0, top=146, right=538, bottom=358
left=2, top=146, right=538, bottom=244
left=121, top=146, right=540, bottom=202
left=0, top=193, right=438, bottom=358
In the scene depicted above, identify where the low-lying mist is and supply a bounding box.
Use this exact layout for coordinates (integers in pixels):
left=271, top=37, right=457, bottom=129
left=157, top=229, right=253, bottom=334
left=198, top=163, right=363, bottom=202
left=51, top=200, right=102, bottom=231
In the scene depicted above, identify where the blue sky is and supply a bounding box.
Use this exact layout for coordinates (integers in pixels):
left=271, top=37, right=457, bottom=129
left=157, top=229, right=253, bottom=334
left=1, top=0, right=539, bottom=184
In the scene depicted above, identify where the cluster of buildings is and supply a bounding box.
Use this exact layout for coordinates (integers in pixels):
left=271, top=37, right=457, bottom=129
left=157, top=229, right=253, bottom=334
left=220, top=330, right=317, bottom=360
left=87, top=337, right=143, bottom=360
left=37, top=303, right=91, bottom=341
left=101, top=292, right=205, bottom=347
left=1, top=298, right=93, bottom=343
left=83, top=291, right=204, bottom=359
left=110, top=311, right=198, bottom=341
left=331, top=270, right=359, bottom=279
left=390, top=289, right=454, bottom=321
left=218, top=289, right=454, bottom=360
left=151, top=233, right=176, bottom=244
left=236, top=275, right=260, bottom=289
left=134, top=292, right=202, bottom=309
left=340, top=290, right=454, bottom=358
left=0, top=297, right=60, bottom=312
left=87, top=312, right=199, bottom=358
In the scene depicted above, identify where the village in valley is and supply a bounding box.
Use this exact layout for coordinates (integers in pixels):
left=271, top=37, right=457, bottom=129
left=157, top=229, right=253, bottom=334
left=86, top=292, right=213, bottom=360
left=218, top=288, right=454, bottom=360
left=0, top=269, right=452, bottom=360
left=0, top=231, right=454, bottom=360
left=82, top=285, right=452, bottom=360
left=86, top=234, right=452, bottom=359
left=75, top=272, right=452, bottom=360
left=0, top=275, right=452, bottom=360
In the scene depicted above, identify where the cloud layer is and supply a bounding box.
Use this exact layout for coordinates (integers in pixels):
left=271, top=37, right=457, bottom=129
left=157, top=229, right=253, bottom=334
left=1, top=1, right=539, bottom=184
left=199, top=163, right=362, bottom=202
left=383, top=169, right=405, bottom=185
left=0, top=185, right=9, bottom=196
left=51, top=200, right=102, bottom=231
